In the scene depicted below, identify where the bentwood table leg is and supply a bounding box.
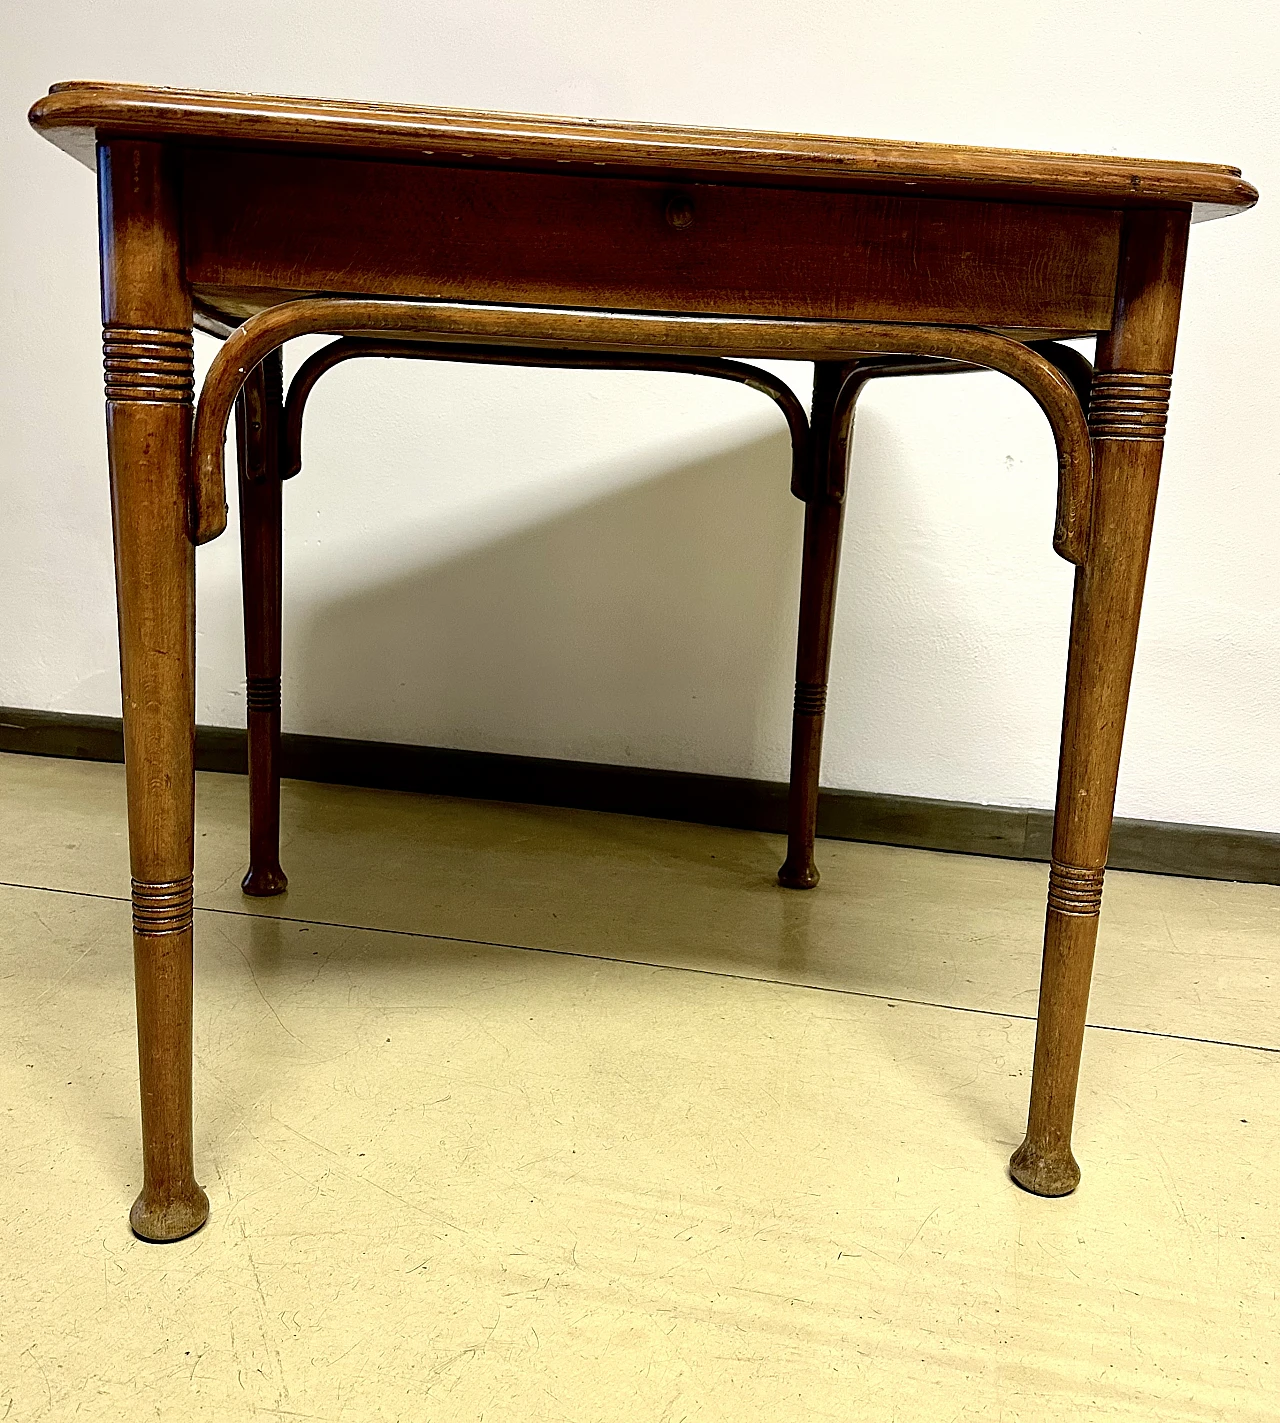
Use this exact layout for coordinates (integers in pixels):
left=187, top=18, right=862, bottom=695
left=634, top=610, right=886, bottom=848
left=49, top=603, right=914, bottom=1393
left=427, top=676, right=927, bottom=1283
left=779, top=361, right=862, bottom=889
left=1011, top=208, right=1189, bottom=1196
left=236, top=349, right=288, bottom=896
left=100, top=140, right=209, bottom=1240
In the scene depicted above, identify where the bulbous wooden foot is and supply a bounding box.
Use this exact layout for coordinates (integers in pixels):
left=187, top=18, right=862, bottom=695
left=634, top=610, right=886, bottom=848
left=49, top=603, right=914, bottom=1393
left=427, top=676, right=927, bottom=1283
left=1008, top=1138, right=1081, bottom=1197
left=241, top=864, right=288, bottom=897
left=777, top=858, right=820, bottom=890
left=130, top=1181, right=210, bottom=1242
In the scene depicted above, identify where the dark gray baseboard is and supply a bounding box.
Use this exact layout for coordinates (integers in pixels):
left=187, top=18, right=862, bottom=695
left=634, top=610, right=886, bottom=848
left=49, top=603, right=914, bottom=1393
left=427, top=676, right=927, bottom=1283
left=1, top=706, right=1275, bottom=885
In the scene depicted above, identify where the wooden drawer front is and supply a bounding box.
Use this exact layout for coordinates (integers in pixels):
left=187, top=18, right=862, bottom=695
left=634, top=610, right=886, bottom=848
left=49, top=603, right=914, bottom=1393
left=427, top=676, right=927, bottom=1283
left=182, top=148, right=1121, bottom=331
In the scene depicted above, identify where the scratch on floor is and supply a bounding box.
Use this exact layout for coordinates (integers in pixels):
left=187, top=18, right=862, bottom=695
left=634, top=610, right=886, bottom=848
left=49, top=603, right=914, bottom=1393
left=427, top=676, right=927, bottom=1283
left=895, top=1206, right=942, bottom=1264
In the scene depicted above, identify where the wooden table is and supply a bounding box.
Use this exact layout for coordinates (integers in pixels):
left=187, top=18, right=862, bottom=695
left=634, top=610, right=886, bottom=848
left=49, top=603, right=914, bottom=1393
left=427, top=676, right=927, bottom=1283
left=29, top=82, right=1256, bottom=1241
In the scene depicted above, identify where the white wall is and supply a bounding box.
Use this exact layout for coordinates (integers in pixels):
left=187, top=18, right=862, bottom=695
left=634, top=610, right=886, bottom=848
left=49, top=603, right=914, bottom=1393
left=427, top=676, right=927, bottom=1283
left=2, top=1, right=1277, bottom=832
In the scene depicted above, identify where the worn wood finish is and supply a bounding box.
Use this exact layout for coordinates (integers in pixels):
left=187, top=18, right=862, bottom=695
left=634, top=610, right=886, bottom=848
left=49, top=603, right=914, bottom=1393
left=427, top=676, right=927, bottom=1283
left=31, top=82, right=1257, bottom=218
left=179, top=148, right=1124, bottom=334
left=235, top=349, right=288, bottom=897
left=189, top=298, right=1095, bottom=560
left=30, top=81, right=1255, bottom=1230
left=1010, top=207, right=1191, bottom=1197
left=98, top=139, right=208, bottom=1242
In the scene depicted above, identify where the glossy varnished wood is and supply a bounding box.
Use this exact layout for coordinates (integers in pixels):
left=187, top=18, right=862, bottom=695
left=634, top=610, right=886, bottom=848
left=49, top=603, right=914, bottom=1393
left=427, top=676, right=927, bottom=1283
left=279, top=339, right=811, bottom=486
left=31, top=82, right=1257, bottom=218
left=29, top=80, right=1257, bottom=1230
left=187, top=298, right=1095, bottom=558
left=778, top=363, right=855, bottom=889
left=1010, top=207, right=1190, bottom=1195
left=99, top=139, right=208, bottom=1241
left=773, top=353, right=991, bottom=889
left=179, top=148, right=1124, bottom=332
left=236, top=350, right=288, bottom=897
left=259, top=338, right=1058, bottom=915
left=238, top=337, right=814, bottom=897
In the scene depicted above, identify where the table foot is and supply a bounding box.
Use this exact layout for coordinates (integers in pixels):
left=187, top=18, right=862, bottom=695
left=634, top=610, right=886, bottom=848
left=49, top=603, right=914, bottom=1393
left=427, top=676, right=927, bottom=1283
left=777, top=858, right=820, bottom=889
left=130, top=1182, right=210, bottom=1242
left=241, top=864, right=288, bottom=896
left=1009, top=1139, right=1081, bottom=1197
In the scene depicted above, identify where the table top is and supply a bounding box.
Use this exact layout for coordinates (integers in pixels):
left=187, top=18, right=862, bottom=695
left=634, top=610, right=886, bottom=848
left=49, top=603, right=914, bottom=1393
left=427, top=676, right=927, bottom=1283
left=30, top=81, right=1257, bottom=220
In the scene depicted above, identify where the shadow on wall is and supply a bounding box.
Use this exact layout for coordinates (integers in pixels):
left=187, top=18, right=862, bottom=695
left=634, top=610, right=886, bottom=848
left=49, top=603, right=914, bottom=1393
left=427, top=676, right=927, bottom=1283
left=284, top=429, right=807, bottom=781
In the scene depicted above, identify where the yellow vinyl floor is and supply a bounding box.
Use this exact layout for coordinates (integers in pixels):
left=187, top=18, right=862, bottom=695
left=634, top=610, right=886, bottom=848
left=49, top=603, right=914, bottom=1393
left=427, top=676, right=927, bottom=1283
left=1, top=749, right=1276, bottom=1421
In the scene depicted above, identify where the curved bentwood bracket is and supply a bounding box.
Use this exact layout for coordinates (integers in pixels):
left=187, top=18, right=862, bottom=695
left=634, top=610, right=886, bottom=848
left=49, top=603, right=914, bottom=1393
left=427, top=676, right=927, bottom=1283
left=191, top=298, right=1094, bottom=564
left=279, top=338, right=812, bottom=491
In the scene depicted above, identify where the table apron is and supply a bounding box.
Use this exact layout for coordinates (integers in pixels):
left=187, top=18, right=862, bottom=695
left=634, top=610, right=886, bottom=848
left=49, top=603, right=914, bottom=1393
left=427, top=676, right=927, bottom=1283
left=180, top=147, right=1122, bottom=332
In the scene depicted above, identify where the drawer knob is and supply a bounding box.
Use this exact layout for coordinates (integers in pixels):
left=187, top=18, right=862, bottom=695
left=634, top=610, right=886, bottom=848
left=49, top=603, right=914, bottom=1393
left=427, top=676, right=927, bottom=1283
left=665, top=195, right=695, bottom=230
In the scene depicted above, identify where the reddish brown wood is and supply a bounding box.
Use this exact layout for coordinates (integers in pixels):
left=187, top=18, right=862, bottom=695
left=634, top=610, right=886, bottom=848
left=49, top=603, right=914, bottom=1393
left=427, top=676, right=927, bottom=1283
left=775, top=356, right=979, bottom=887
left=778, top=363, right=856, bottom=888
left=236, top=350, right=288, bottom=897
left=177, top=148, right=1124, bottom=334
left=99, top=139, right=208, bottom=1242
left=29, top=83, right=1254, bottom=1231
left=30, top=82, right=1257, bottom=218
left=189, top=299, right=1094, bottom=558
left=240, top=339, right=811, bottom=894
left=1010, top=207, right=1191, bottom=1197
left=280, top=338, right=810, bottom=484
left=270, top=339, right=1015, bottom=905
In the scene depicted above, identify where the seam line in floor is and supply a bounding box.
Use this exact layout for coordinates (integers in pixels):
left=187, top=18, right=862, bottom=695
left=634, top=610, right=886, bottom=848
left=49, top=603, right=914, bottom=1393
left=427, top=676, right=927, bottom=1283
left=4, top=876, right=1277, bottom=1057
